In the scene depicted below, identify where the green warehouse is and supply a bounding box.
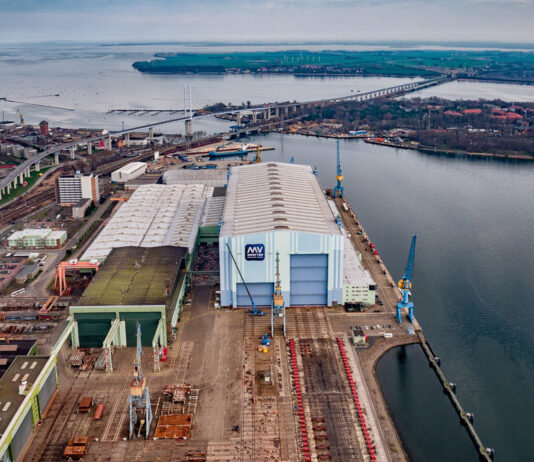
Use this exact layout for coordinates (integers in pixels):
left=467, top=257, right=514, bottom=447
left=70, top=246, right=187, bottom=372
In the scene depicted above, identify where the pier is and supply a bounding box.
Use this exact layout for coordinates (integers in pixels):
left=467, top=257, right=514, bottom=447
left=336, top=196, right=494, bottom=461
left=418, top=331, right=494, bottom=461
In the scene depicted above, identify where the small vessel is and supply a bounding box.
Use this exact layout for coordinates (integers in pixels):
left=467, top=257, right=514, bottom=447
left=208, top=142, right=256, bottom=158
left=208, top=149, right=248, bottom=158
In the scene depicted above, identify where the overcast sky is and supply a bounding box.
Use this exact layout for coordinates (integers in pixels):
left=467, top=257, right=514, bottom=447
left=1, top=0, right=533, bottom=44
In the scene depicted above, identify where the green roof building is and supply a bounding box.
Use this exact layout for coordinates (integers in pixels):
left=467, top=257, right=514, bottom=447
left=71, top=246, right=187, bottom=357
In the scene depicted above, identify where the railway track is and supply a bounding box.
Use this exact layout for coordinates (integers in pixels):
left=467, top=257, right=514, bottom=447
left=299, top=338, right=366, bottom=462
left=30, top=369, right=94, bottom=462
left=286, top=309, right=330, bottom=339
left=240, top=313, right=255, bottom=461
left=0, top=189, right=55, bottom=226
left=287, top=310, right=369, bottom=462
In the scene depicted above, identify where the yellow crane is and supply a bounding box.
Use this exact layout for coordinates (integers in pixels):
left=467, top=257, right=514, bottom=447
left=16, top=109, right=24, bottom=124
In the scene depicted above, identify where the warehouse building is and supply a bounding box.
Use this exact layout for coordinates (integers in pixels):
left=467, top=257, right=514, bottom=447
left=82, top=184, right=211, bottom=262
left=219, top=162, right=343, bottom=308
left=0, top=356, right=58, bottom=462
left=56, top=172, right=100, bottom=206
left=124, top=173, right=161, bottom=191
left=14, top=264, right=40, bottom=284
left=111, top=162, right=147, bottom=183
left=71, top=246, right=187, bottom=349
left=163, top=169, right=228, bottom=187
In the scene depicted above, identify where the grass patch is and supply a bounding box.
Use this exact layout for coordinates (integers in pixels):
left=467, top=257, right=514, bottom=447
left=0, top=167, right=52, bottom=206
left=133, top=49, right=534, bottom=79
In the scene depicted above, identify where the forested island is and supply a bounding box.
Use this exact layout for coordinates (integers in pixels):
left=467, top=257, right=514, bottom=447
left=133, top=50, right=534, bottom=81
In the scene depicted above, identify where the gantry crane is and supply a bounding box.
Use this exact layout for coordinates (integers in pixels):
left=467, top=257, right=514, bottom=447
left=54, top=260, right=100, bottom=295
left=396, top=235, right=417, bottom=325
left=255, top=143, right=262, bottom=163
left=129, top=322, right=153, bottom=439
left=271, top=251, right=286, bottom=337
left=333, top=140, right=343, bottom=198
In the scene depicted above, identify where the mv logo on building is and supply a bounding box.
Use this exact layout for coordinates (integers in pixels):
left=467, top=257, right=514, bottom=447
left=245, top=244, right=265, bottom=261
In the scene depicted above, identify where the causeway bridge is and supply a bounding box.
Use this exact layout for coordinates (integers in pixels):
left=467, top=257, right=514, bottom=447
left=0, top=77, right=448, bottom=199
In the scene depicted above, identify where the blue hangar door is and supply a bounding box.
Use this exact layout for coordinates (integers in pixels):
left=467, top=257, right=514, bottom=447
left=236, top=282, right=274, bottom=307
left=290, top=254, right=328, bottom=306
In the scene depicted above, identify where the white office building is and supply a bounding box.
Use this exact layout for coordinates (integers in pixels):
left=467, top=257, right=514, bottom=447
left=56, top=173, right=100, bottom=206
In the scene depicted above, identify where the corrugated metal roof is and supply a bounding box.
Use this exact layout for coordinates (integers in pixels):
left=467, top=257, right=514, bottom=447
left=82, top=184, right=209, bottom=261
left=163, top=169, right=227, bottom=187
left=220, top=162, right=340, bottom=237
left=0, top=356, right=48, bottom=435
left=201, top=196, right=225, bottom=227
left=114, top=162, right=147, bottom=175
left=343, top=238, right=375, bottom=286
left=77, top=246, right=186, bottom=306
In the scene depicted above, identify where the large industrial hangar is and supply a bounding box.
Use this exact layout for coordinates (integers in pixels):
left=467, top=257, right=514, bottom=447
left=71, top=246, right=186, bottom=349
left=163, top=168, right=228, bottom=188
left=219, top=162, right=344, bottom=308
left=82, top=184, right=212, bottom=262
left=72, top=162, right=375, bottom=351
left=0, top=356, right=57, bottom=462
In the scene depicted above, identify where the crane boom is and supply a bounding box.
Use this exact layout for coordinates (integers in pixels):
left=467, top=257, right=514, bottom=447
left=396, top=235, right=417, bottom=325
left=225, top=243, right=264, bottom=316
left=334, top=140, right=343, bottom=198
left=399, top=235, right=417, bottom=289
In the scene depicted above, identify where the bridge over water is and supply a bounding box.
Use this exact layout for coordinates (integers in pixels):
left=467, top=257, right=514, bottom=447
left=0, top=77, right=448, bottom=200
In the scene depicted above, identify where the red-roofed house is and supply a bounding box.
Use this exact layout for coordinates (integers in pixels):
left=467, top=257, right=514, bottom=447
left=463, top=109, right=482, bottom=115
left=444, top=110, right=463, bottom=117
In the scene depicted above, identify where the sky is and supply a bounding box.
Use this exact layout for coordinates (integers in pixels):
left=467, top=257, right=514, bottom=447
left=0, top=0, right=533, bottom=45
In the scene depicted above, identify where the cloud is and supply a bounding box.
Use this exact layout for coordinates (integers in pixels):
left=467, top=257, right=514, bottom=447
left=0, top=0, right=533, bottom=43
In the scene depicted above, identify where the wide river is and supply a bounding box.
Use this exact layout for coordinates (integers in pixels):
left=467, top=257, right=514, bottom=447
left=1, top=42, right=534, bottom=132
left=255, top=133, right=534, bottom=461
left=2, top=43, right=534, bottom=461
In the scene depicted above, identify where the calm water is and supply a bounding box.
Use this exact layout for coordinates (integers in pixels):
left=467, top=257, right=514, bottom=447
left=409, top=79, right=534, bottom=102
left=0, top=42, right=419, bottom=131
left=254, top=133, right=534, bottom=461
left=376, top=345, right=478, bottom=461
left=1, top=42, right=534, bottom=133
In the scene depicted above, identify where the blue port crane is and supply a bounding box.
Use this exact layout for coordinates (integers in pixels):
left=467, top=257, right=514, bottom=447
left=129, top=322, right=153, bottom=439
left=271, top=251, right=286, bottom=336
left=396, top=235, right=417, bottom=325
left=226, top=243, right=265, bottom=317
left=333, top=140, right=343, bottom=198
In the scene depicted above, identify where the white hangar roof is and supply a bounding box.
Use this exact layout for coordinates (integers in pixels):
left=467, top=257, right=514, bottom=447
left=220, top=162, right=341, bottom=237
left=82, top=184, right=211, bottom=261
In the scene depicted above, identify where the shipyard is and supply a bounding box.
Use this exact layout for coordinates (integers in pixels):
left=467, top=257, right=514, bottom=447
left=4, top=15, right=534, bottom=458
left=0, top=99, right=497, bottom=462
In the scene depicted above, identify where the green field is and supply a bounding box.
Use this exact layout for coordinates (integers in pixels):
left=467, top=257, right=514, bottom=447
left=0, top=167, right=51, bottom=206
left=133, top=49, right=534, bottom=78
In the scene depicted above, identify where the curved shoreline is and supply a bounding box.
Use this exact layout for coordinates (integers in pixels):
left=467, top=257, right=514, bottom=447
left=359, top=335, right=420, bottom=461
left=364, top=138, right=534, bottom=161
